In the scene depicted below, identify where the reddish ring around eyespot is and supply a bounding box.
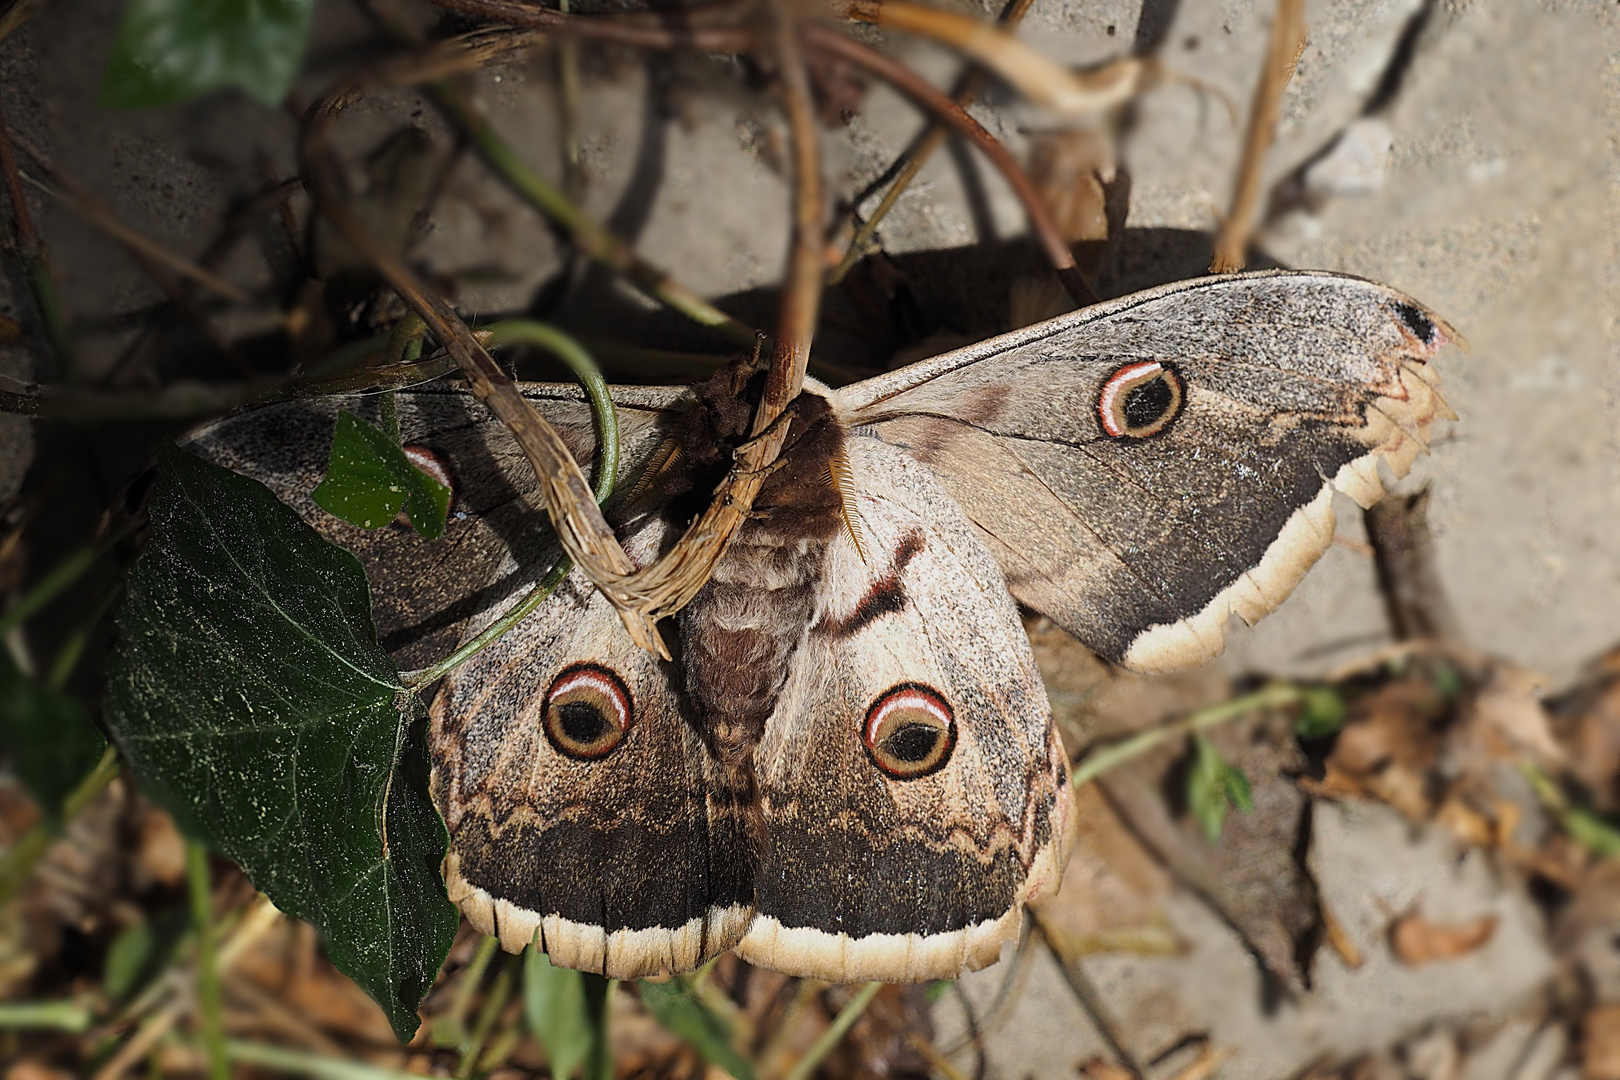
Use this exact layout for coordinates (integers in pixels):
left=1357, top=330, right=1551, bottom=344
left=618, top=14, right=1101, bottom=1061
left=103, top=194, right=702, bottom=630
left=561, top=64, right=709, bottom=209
left=542, top=663, right=633, bottom=761
left=1097, top=360, right=1184, bottom=439
left=862, top=683, right=956, bottom=779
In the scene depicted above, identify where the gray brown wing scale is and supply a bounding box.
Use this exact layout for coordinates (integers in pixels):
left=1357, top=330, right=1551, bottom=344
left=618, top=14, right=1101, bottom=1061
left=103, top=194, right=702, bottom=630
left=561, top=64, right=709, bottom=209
left=738, top=436, right=1070, bottom=982
left=834, top=270, right=1457, bottom=671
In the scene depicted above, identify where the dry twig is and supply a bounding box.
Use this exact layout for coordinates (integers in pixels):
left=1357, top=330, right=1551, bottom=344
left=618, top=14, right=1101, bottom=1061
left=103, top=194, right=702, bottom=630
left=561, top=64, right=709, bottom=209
left=802, top=23, right=1098, bottom=307
left=1208, top=0, right=1306, bottom=272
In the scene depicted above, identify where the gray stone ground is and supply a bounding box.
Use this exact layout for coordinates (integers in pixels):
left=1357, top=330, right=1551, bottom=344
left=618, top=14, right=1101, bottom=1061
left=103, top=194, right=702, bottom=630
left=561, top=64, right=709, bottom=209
left=0, top=0, right=1616, bottom=1076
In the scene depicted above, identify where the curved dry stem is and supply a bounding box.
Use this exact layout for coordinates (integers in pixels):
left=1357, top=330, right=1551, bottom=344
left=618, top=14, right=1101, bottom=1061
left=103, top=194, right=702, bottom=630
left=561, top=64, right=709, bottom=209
left=803, top=24, right=1098, bottom=307
left=425, top=0, right=753, bottom=51
left=299, top=20, right=828, bottom=649
left=1209, top=0, right=1306, bottom=272
left=300, top=31, right=663, bottom=654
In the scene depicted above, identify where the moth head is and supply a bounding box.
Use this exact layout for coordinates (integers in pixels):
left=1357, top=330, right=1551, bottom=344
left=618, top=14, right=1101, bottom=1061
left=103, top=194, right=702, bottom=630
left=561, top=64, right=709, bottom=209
left=863, top=684, right=956, bottom=779
left=1097, top=361, right=1185, bottom=438
left=542, top=663, right=633, bottom=760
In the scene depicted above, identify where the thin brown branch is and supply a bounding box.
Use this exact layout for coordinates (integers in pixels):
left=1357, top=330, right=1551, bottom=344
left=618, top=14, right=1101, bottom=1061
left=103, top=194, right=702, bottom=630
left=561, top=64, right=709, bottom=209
left=300, top=137, right=663, bottom=654
left=14, top=140, right=251, bottom=306
left=1208, top=0, right=1306, bottom=273
left=0, top=93, right=38, bottom=256
left=756, top=10, right=823, bottom=435
left=802, top=23, right=1098, bottom=307
left=424, top=0, right=753, bottom=51
left=828, top=0, right=1036, bottom=285
left=1365, top=487, right=1460, bottom=643
left=0, top=356, right=456, bottom=421
left=0, top=90, right=73, bottom=375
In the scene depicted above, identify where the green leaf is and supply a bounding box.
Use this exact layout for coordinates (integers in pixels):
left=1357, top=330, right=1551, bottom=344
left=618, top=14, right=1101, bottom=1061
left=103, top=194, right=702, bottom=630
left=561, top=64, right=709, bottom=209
left=524, top=946, right=593, bottom=1080
left=1188, top=735, right=1252, bottom=844
left=311, top=411, right=449, bottom=541
left=924, top=979, right=951, bottom=1002
left=1223, top=763, right=1253, bottom=813
left=1563, top=807, right=1620, bottom=859
left=103, top=922, right=153, bottom=1000
left=100, top=0, right=313, bottom=109
left=103, top=445, right=457, bottom=1041
left=0, top=650, right=106, bottom=818
left=1293, top=686, right=1347, bottom=739
left=638, top=978, right=756, bottom=1080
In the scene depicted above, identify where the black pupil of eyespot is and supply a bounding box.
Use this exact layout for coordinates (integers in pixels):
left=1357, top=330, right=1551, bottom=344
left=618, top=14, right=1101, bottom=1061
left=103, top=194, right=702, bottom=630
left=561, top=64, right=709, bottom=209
left=885, top=723, right=940, bottom=763
left=1123, top=376, right=1173, bottom=429
left=1394, top=302, right=1435, bottom=343
left=557, top=700, right=610, bottom=744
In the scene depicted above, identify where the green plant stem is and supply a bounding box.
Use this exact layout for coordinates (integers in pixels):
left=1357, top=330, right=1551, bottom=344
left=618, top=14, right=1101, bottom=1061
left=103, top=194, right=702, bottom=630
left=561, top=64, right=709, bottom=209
left=1524, top=763, right=1620, bottom=858
left=444, top=934, right=499, bottom=1047
left=0, top=515, right=135, bottom=638
left=457, top=961, right=514, bottom=1079
left=23, top=250, right=73, bottom=377
left=384, top=311, right=426, bottom=366
left=586, top=977, right=615, bottom=1080
left=0, top=743, right=120, bottom=903
left=0, top=999, right=92, bottom=1031
left=782, top=981, right=883, bottom=1080
left=1069, top=683, right=1305, bottom=789
left=0, top=541, right=99, bottom=636
left=47, top=584, right=123, bottom=690
left=482, top=320, right=617, bottom=496
left=434, top=81, right=759, bottom=350
left=185, top=841, right=229, bottom=1080
left=380, top=390, right=400, bottom=444
left=226, top=1041, right=431, bottom=1080
left=403, top=322, right=617, bottom=688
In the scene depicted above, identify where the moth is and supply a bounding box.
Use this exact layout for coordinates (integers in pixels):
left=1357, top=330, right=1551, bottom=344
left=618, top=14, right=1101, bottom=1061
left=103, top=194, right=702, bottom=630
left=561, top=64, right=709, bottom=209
left=189, top=270, right=1456, bottom=984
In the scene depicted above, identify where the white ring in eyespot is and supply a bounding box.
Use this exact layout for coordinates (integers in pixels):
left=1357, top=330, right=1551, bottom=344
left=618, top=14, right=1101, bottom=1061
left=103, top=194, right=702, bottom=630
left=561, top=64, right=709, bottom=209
left=542, top=663, right=633, bottom=760
left=862, top=684, right=956, bottom=779
left=1097, top=360, right=1184, bottom=438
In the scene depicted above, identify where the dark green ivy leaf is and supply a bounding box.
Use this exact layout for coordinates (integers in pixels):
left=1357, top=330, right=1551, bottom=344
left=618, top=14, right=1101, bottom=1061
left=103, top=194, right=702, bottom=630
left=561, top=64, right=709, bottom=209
left=0, top=650, right=106, bottom=819
left=638, top=977, right=756, bottom=1080
left=312, top=411, right=449, bottom=541
left=100, top=0, right=314, bottom=109
left=103, top=444, right=457, bottom=1040
left=1188, top=734, right=1252, bottom=844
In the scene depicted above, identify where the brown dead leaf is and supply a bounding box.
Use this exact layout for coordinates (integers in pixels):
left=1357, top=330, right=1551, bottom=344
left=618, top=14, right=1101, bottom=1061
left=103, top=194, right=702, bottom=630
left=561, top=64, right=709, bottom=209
left=1555, top=661, right=1620, bottom=812
left=1030, top=782, right=1178, bottom=960
left=1434, top=795, right=1496, bottom=848
left=1323, top=680, right=1449, bottom=820
left=5, top=1063, right=74, bottom=1080
left=1583, top=1004, right=1620, bottom=1080
left=1462, top=663, right=1562, bottom=768
left=0, top=314, right=22, bottom=344
left=1388, top=911, right=1498, bottom=965
left=133, top=806, right=186, bottom=888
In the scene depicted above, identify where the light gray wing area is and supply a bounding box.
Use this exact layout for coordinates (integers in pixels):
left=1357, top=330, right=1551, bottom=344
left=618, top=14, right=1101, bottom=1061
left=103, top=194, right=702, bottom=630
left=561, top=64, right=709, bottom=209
left=833, top=271, right=1456, bottom=670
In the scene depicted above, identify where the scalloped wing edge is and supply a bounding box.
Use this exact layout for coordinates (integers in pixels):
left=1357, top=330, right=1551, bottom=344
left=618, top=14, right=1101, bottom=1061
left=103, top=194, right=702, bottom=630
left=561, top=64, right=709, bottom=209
left=1121, top=357, right=1452, bottom=674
